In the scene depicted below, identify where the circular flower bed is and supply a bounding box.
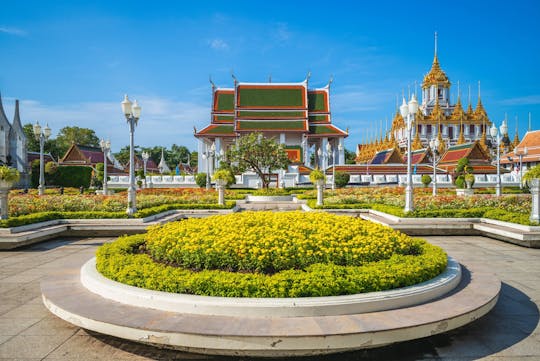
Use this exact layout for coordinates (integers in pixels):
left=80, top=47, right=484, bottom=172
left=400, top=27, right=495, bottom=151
left=96, top=211, right=447, bottom=298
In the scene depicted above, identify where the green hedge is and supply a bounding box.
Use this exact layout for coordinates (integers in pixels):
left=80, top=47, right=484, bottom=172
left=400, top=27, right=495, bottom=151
left=96, top=234, right=448, bottom=298
left=0, top=202, right=236, bottom=228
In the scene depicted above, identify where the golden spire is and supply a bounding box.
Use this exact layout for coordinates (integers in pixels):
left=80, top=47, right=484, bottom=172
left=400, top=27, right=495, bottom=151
left=479, top=123, right=488, bottom=153
left=436, top=119, right=445, bottom=154
left=457, top=119, right=465, bottom=144
left=412, top=130, right=423, bottom=150
left=513, top=115, right=520, bottom=148
left=422, top=32, right=450, bottom=89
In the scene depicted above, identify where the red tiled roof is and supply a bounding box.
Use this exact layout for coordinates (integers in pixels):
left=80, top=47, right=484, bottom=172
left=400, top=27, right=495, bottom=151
left=333, top=164, right=440, bottom=175
left=501, top=130, right=540, bottom=164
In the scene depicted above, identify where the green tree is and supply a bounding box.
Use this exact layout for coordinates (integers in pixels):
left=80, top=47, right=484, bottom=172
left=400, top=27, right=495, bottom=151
left=114, top=145, right=141, bottom=166
left=226, top=133, right=290, bottom=189
left=55, top=126, right=100, bottom=157
left=345, top=148, right=357, bottom=164
left=23, top=123, right=62, bottom=159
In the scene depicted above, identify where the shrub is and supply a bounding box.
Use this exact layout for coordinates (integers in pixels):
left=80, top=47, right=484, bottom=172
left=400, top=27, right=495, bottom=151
left=455, top=175, right=465, bottom=189
left=195, top=173, right=207, bottom=188
left=523, top=165, right=540, bottom=186
left=334, top=171, right=350, bottom=188
left=96, top=218, right=448, bottom=298
left=0, top=165, right=20, bottom=184
left=309, top=169, right=325, bottom=184
left=464, top=173, right=475, bottom=188
left=421, top=175, right=432, bottom=187
left=212, top=169, right=233, bottom=187
left=53, top=166, right=93, bottom=188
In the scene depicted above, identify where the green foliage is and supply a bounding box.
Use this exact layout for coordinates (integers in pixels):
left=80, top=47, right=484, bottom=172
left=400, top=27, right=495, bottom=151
left=421, top=174, right=432, bottom=187
left=195, top=173, right=207, bottom=188
left=96, top=234, right=447, bottom=298
left=334, top=171, right=350, bottom=188
left=344, top=148, right=357, bottom=164
left=53, top=166, right=93, bottom=188
left=45, top=162, right=57, bottom=175
left=523, top=165, right=540, bottom=186
left=0, top=165, right=20, bottom=183
left=225, top=132, right=290, bottom=189
left=455, top=175, right=465, bottom=189
left=309, top=169, right=325, bottom=184
left=213, top=167, right=235, bottom=187
left=464, top=173, right=475, bottom=188
left=456, top=157, right=471, bottom=174
left=55, top=126, right=100, bottom=157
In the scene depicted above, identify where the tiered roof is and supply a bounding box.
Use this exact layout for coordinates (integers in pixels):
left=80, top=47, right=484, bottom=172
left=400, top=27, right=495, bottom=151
left=195, top=79, right=346, bottom=138
left=501, top=130, right=540, bottom=165
left=403, top=148, right=430, bottom=165
left=437, top=141, right=501, bottom=174
left=370, top=148, right=403, bottom=165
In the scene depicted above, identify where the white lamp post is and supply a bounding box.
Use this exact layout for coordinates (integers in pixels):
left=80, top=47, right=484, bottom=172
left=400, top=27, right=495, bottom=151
left=429, top=137, right=440, bottom=196
left=518, top=147, right=528, bottom=189
left=202, top=142, right=215, bottom=190
left=490, top=120, right=508, bottom=197
left=32, top=122, right=51, bottom=196
left=326, top=142, right=336, bottom=190
left=141, top=151, right=149, bottom=188
left=100, top=139, right=111, bottom=195
left=121, top=94, right=141, bottom=216
left=400, top=94, right=418, bottom=212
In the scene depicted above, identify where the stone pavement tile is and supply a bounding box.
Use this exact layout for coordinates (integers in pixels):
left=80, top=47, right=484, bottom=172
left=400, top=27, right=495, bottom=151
left=0, top=304, right=19, bottom=317
left=0, top=318, right=41, bottom=335
left=1, top=303, right=50, bottom=319
left=0, top=335, right=13, bottom=345
left=0, top=334, right=68, bottom=359
left=19, top=316, right=78, bottom=337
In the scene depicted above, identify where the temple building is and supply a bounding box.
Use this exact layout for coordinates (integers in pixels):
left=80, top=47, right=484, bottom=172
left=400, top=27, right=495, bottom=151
left=195, top=76, right=348, bottom=186
left=356, top=34, right=499, bottom=164
left=0, top=93, right=28, bottom=185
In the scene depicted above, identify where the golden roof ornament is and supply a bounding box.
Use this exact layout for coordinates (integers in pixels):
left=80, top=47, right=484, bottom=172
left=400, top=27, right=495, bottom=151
left=412, top=131, right=423, bottom=150
left=457, top=120, right=465, bottom=145
left=422, top=33, right=450, bottom=88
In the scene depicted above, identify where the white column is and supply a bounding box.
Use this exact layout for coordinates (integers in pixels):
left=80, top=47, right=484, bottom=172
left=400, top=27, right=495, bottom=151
left=214, top=137, right=222, bottom=169
left=321, top=137, right=328, bottom=169
left=198, top=139, right=205, bottom=174
left=338, top=137, right=345, bottom=165
left=280, top=133, right=286, bottom=144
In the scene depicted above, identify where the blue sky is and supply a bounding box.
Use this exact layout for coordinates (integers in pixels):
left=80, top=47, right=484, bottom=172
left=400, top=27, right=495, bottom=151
left=1, top=0, right=539, bottom=152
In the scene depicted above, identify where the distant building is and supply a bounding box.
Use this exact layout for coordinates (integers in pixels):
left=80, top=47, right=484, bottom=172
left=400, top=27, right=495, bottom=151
left=195, top=76, right=348, bottom=178
left=59, top=144, right=124, bottom=174
left=0, top=93, right=28, bottom=186
left=501, top=130, right=540, bottom=173
left=355, top=34, right=514, bottom=163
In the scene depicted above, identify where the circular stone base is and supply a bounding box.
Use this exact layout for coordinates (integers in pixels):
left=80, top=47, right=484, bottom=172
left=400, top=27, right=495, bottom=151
left=41, top=256, right=500, bottom=357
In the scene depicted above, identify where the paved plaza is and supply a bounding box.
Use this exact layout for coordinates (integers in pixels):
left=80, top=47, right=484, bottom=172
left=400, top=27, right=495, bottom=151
left=0, top=235, right=539, bottom=360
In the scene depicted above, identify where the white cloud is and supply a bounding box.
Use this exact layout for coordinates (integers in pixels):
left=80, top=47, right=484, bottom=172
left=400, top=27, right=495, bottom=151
left=0, top=26, right=26, bottom=36
left=209, top=38, right=229, bottom=50
left=2, top=96, right=209, bottom=152
left=500, top=95, right=540, bottom=106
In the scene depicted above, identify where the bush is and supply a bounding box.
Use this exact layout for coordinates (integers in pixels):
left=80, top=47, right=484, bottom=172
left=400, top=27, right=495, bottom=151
left=455, top=175, right=465, bottom=189
left=96, top=228, right=448, bottom=298
left=334, top=171, right=350, bottom=188
left=309, top=169, right=325, bottom=184
left=195, top=173, right=207, bottom=188
left=523, top=165, right=540, bottom=186
left=53, top=166, right=93, bottom=188
left=0, top=165, right=20, bottom=184
left=421, top=175, right=432, bottom=187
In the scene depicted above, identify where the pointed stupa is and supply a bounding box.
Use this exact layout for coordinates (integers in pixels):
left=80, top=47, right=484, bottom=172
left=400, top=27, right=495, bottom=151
left=158, top=148, right=171, bottom=174
left=412, top=131, right=423, bottom=151
left=0, top=92, right=11, bottom=126
left=474, top=81, right=489, bottom=124
left=422, top=33, right=450, bottom=89
left=457, top=120, right=465, bottom=145
left=11, top=99, right=26, bottom=139
left=512, top=116, right=520, bottom=148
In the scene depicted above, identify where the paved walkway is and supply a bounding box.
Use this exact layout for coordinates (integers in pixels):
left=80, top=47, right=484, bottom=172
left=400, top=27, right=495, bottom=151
left=0, top=235, right=539, bottom=360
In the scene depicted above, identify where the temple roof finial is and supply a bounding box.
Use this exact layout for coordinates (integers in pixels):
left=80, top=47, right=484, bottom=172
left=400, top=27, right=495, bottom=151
left=478, top=80, right=481, bottom=101
left=434, top=31, right=438, bottom=59
left=231, top=70, right=238, bottom=86
left=209, top=76, right=216, bottom=91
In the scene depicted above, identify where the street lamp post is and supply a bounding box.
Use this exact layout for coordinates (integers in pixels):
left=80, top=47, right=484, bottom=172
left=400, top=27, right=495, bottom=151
left=326, top=142, right=336, bottom=190
left=400, top=94, right=418, bottom=213
left=203, top=142, right=215, bottom=190
left=32, top=122, right=51, bottom=196
left=141, top=151, right=149, bottom=188
left=518, top=147, right=528, bottom=189
left=429, top=137, right=440, bottom=196
left=490, top=120, right=508, bottom=197
left=121, top=95, right=141, bottom=216
left=100, top=139, right=111, bottom=195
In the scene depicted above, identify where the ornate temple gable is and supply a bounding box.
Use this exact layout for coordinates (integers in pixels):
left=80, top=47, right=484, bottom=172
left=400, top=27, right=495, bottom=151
left=236, top=83, right=307, bottom=110
left=307, top=89, right=331, bottom=123
left=403, top=148, right=429, bottom=164
left=212, top=89, right=234, bottom=124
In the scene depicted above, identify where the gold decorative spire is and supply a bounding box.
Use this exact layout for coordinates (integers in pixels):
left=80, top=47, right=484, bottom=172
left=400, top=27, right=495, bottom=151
left=436, top=119, right=445, bottom=154
left=412, top=130, right=423, bottom=150
left=513, top=115, right=520, bottom=148
left=479, top=123, right=488, bottom=153
left=457, top=119, right=465, bottom=144
left=422, top=32, right=450, bottom=89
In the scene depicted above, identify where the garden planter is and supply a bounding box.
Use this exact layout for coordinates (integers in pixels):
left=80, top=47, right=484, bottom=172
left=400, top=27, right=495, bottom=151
left=216, top=179, right=227, bottom=206
left=316, top=179, right=325, bottom=206
left=456, top=188, right=474, bottom=197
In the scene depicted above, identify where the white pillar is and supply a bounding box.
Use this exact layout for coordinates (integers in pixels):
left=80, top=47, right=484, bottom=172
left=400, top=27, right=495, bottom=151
left=338, top=138, right=345, bottom=165
left=530, top=179, right=540, bottom=223
left=322, top=137, right=328, bottom=169
left=280, top=133, right=286, bottom=144
left=214, top=137, right=222, bottom=169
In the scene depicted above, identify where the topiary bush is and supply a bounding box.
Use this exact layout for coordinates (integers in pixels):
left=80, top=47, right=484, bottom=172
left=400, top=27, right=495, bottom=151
left=96, top=211, right=448, bottom=298
left=334, top=171, right=350, bottom=188
left=195, top=173, right=207, bottom=188
left=421, top=175, right=432, bottom=187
